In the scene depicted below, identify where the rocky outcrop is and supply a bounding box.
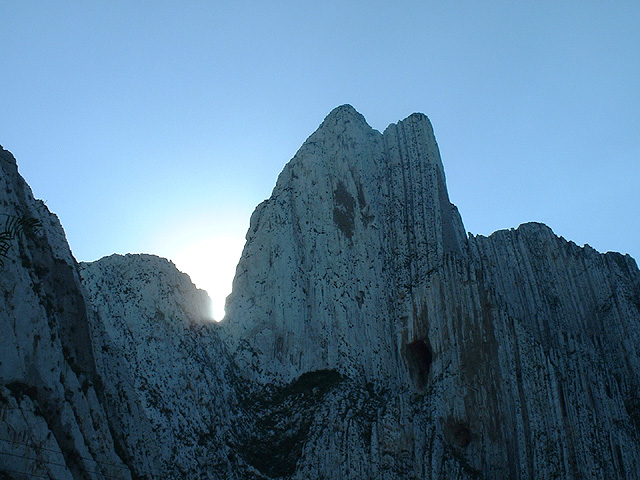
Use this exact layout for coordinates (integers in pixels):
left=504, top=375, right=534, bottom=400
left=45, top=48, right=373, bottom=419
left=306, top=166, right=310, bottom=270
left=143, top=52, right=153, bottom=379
left=0, top=145, right=242, bottom=478
left=467, top=223, right=640, bottom=478
left=0, top=146, right=132, bottom=479
left=1, top=105, right=639, bottom=479
left=221, top=106, right=640, bottom=478
left=79, top=254, right=236, bottom=478
left=223, top=105, right=467, bottom=385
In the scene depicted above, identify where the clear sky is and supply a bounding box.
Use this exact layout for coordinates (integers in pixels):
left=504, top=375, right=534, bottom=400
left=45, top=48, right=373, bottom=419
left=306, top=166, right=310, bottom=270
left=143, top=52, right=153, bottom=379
left=2, top=2, right=639, bottom=320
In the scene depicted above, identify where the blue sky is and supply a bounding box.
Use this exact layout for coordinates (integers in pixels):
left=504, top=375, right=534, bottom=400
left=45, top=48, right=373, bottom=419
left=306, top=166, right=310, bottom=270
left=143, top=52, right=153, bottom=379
left=2, top=2, right=639, bottom=319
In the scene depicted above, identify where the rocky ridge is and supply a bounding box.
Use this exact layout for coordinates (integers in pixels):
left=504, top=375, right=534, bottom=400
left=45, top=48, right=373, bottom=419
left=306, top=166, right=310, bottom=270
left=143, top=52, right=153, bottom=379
left=1, top=106, right=640, bottom=479
left=221, top=105, right=640, bottom=478
left=0, top=146, right=132, bottom=479
left=78, top=254, right=235, bottom=478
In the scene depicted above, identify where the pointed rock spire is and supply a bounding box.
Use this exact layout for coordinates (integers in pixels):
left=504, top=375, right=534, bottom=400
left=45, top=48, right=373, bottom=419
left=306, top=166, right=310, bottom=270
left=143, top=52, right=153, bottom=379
left=223, top=106, right=467, bottom=383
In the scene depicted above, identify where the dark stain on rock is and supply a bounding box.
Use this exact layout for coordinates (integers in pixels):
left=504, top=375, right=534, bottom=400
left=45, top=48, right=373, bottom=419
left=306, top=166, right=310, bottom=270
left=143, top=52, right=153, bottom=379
left=333, top=180, right=355, bottom=239
left=407, top=338, right=432, bottom=386
left=444, top=418, right=472, bottom=448
left=356, top=180, right=366, bottom=208
left=356, top=290, right=365, bottom=308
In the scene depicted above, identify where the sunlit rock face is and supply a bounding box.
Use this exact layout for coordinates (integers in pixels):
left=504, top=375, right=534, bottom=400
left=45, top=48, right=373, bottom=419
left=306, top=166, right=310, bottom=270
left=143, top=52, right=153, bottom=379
left=0, top=147, right=132, bottom=479
left=222, top=106, right=640, bottom=478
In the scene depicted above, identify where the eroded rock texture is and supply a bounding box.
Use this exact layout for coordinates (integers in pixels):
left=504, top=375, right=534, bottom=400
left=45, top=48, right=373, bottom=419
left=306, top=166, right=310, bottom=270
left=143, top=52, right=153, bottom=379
left=0, top=147, right=132, bottom=479
left=79, top=254, right=236, bottom=478
left=223, top=106, right=467, bottom=386
left=1, top=106, right=639, bottom=479
left=222, top=105, right=640, bottom=478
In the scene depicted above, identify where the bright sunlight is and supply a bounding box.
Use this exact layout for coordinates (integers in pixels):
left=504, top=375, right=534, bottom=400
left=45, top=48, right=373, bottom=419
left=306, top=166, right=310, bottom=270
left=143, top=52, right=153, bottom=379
left=171, top=235, right=245, bottom=321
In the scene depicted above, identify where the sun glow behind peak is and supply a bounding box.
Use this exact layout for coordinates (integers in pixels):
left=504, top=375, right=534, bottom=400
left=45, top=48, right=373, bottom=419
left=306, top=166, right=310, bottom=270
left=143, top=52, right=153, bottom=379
left=171, top=235, right=246, bottom=322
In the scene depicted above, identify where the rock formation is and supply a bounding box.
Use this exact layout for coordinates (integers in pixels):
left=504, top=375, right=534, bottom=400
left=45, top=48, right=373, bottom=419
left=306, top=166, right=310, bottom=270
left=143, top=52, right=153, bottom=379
left=1, top=106, right=640, bottom=479
left=0, top=146, right=132, bottom=479
left=79, top=254, right=235, bottom=478
left=222, top=105, right=640, bottom=478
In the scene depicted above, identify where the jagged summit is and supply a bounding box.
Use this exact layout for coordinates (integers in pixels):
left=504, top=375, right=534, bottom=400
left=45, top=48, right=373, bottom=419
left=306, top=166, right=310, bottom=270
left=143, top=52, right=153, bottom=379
left=300, top=104, right=378, bottom=151
left=80, top=253, right=213, bottom=324
left=2, top=106, right=640, bottom=479
left=321, top=103, right=370, bottom=126
left=387, top=111, right=432, bottom=129
left=321, top=104, right=435, bottom=133
left=221, top=106, right=640, bottom=477
left=222, top=107, right=468, bottom=383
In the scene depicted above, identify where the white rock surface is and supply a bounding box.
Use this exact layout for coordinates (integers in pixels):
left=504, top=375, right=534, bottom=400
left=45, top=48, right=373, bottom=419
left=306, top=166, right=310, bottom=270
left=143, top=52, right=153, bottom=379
left=221, top=106, right=640, bottom=478
left=2, top=105, right=640, bottom=479
left=79, top=254, right=237, bottom=478
left=223, top=105, right=467, bottom=386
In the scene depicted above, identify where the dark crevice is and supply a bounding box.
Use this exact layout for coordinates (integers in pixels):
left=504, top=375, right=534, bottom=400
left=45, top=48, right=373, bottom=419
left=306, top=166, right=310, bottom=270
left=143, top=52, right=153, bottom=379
left=407, top=338, right=432, bottom=387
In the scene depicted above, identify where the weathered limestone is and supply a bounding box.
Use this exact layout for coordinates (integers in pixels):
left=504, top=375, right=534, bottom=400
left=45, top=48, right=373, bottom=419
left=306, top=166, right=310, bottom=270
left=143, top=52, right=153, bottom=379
left=79, top=254, right=236, bottom=478
left=0, top=147, right=131, bottom=479
left=221, top=106, right=640, bottom=478
left=1, top=105, right=639, bottom=479
left=222, top=106, right=467, bottom=386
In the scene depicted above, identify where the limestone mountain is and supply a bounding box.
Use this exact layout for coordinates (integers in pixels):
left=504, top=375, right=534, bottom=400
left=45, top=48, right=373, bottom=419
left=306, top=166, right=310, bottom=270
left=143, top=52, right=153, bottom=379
left=1, top=106, right=639, bottom=479
left=221, top=105, right=640, bottom=478
left=0, top=146, right=132, bottom=479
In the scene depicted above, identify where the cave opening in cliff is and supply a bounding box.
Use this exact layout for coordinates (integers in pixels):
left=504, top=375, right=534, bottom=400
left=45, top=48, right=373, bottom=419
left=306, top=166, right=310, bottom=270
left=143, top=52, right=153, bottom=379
left=444, top=418, right=472, bottom=448
left=407, top=338, right=433, bottom=386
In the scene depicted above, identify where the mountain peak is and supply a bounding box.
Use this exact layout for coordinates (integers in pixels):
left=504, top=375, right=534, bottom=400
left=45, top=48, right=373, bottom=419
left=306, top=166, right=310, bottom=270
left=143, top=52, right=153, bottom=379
left=224, top=106, right=468, bottom=383
left=4, top=107, right=640, bottom=479
left=315, top=104, right=374, bottom=135
left=325, top=103, right=363, bottom=119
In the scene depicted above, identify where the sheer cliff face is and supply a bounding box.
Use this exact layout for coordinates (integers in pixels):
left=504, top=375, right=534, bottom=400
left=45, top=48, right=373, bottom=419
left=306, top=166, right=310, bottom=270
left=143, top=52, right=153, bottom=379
left=223, top=105, right=467, bottom=385
left=0, top=147, right=132, bottom=479
left=2, top=106, right=640, bottom=480
left=468, top=225, right=640, bottom=478
left=222, top=106, right=640, bottom=478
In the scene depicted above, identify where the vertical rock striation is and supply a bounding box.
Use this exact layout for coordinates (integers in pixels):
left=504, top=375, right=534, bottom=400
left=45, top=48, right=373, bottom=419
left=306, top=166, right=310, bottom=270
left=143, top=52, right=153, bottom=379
left=467, top=224, right=640, bottom=478
left=222, top=105, right=467, bottom=386
left=2, top=105, right=639, bottom=479
left=0, top=146, right=132, bottom=479
left=222, top=105, right=640, bottom=478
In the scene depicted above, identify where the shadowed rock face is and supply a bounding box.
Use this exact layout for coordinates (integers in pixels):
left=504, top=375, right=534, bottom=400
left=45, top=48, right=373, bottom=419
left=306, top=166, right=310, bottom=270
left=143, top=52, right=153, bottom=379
left=2, top=106, right=640, bottom=479
left=221, top=105, right=640, bottom=478
left=0, top=147, right=132, bottom=480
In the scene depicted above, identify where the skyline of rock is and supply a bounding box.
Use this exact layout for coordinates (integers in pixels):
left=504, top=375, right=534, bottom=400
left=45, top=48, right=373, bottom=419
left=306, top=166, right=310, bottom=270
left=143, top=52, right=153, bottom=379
left=1, top=106, right=639, bottom=478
